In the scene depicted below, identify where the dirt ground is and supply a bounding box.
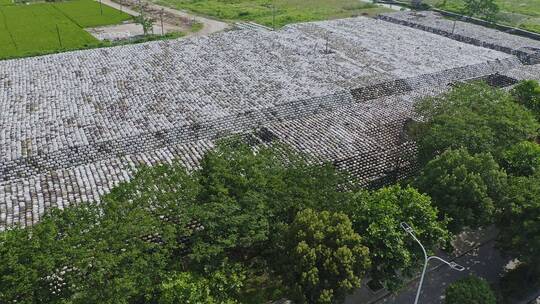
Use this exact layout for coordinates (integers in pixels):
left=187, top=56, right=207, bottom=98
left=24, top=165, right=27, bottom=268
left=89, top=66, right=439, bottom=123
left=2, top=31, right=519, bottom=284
left=86, top=21, right=183, bottom=40
left=90, top=0, right=228, bottom=40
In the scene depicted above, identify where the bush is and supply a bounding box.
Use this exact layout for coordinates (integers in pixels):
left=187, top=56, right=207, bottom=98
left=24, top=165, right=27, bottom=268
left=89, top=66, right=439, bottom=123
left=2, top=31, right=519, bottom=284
left=501, top=141, right=540, bottom=176
left=445, top=276, right=496, bottom=304
left=415, top=148, right=507, bottom=232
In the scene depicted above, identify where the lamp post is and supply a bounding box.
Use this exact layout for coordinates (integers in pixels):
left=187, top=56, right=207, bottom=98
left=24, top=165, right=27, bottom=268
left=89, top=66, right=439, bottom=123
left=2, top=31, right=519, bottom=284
left=400, top=222, right=466, bottom=304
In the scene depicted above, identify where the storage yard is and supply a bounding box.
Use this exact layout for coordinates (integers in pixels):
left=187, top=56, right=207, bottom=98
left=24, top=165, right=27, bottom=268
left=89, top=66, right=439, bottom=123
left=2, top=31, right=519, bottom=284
left=1, top=14, right=539, bottom=228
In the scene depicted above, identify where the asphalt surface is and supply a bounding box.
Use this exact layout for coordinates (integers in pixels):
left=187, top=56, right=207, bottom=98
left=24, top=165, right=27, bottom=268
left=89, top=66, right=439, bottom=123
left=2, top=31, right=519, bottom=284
left=374, top=239, right=508, bottom=304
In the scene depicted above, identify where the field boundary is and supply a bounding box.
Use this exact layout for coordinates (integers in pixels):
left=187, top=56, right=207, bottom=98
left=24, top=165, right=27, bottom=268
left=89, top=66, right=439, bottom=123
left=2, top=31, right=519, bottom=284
left=51, top=3, right=84, bottom=28
left=376, top=0, right=540, bottom=39
left=0, top=6, right=18, bottom=50
left=431, top=8, right=540, bottom=41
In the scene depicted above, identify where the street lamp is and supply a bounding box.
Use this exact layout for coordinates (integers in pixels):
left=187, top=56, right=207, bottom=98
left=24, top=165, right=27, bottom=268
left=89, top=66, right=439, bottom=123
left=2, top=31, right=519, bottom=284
left=400, top=222, right=465, bottom=304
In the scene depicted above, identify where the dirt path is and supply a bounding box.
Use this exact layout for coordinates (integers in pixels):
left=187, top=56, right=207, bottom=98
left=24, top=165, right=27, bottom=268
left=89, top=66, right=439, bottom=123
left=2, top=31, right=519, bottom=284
left=155, top=4, right=229, bottom=36
left=99, top=0, right=229, bottom=37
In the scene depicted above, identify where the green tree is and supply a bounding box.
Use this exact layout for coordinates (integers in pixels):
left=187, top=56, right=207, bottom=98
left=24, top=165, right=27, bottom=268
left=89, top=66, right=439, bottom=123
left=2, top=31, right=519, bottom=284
left=463, top=0, right=499, bottom=22
left=444, top=276, right=496, bottom=304
left=501, top=141, right=540, bottom=176
left=343, top=185, right=450, bottom=290
left=415, top=148, right=507, bottom=232
left=0, top=139, right=356, bottom=303
left=497, top=175, right=540, bottom=276
left=413, top=82, right=539, bottom=164
left=275, top=209, right=371, bottom=304
left=134, top=5, right=154, bottom=36
left=511, top=80, right=540, bottom=121
left=0, top=164, right=198, bottom=304
left=190, top=138, right=351, bottom=264
left=158, top=262, right=246, bottom=304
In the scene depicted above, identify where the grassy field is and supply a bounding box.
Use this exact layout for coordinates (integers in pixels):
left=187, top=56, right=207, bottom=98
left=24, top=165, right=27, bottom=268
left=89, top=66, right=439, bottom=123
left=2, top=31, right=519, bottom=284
left=423, top=0, right=540, bottom=33
left=0, top=0, right=131, bottom=60
left=54, top=0, right=132, bottom=27
left=153, top=0, right=393, bottom=28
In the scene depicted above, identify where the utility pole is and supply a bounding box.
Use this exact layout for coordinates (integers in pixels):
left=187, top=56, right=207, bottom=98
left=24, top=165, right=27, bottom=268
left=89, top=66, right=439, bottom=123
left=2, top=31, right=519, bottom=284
left=451, top=20, right=457, bottom=35
left=138, top=0, right=146, bottom=35
left=56, top=24, right=62, bottom=48
left=160, top=8, right=164, bottom=35
left=99, top=0, right=103, bottom=16
left=325, top=33, right=330, bottom=54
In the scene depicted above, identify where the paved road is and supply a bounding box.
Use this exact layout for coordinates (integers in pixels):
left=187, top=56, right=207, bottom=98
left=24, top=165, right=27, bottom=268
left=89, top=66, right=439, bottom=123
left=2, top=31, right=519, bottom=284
left=374, top=240, right=508, bottom=304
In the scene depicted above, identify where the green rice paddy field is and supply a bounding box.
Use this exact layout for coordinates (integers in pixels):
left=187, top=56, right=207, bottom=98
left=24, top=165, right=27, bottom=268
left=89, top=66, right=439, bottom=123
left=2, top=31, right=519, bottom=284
left=0, top=0, right=131, bottom=60
left=423, top=0, right=540, bottom=33
left=154, top=0, right=393, bottom=28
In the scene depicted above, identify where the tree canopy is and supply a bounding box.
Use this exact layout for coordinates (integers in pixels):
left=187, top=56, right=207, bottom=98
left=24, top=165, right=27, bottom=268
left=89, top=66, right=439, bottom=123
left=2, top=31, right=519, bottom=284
left=0, top=139, right=371, bottom=303
left=414, top=148, right=507, bottom=232
left=341, top=185, right=450, bottom=290
left=511, top=80, right=540, bottom=121
left=501, top=141, right=540, bottom=177
left=158, top=262, right=246, bottom=304
left=412, top=82, right=539, bottom=165
left=274, top=209, right=371, bottom=304
left=189, top=139, right=351, bottom=264
left=497, top=175, right=540, bottom=275
left=444, top=276, right=496, bottom=304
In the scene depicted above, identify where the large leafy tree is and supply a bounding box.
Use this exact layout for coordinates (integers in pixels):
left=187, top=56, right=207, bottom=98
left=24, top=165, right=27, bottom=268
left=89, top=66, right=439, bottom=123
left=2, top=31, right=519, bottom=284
left=342, top=185, right=450, bottom=290
left=497, top=175, right=540, bottom=276
left=274, top=209, right=371, bottom=304
left=158, top=262, right=246, bottom=304
left=0, top=163, right=196, bottom=304
left=511, top=80, right=540, bottom=121
left=190, top=138, right=352, bottom=264
left=412, top=82, right=539, bottom=164
left=414, top=148, right=507, bottom=232
left=444, top=276, right=496, bottom=304
left=501, top=141, right=540, bottom=177
left=0, top=139, right=357, bottom=303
